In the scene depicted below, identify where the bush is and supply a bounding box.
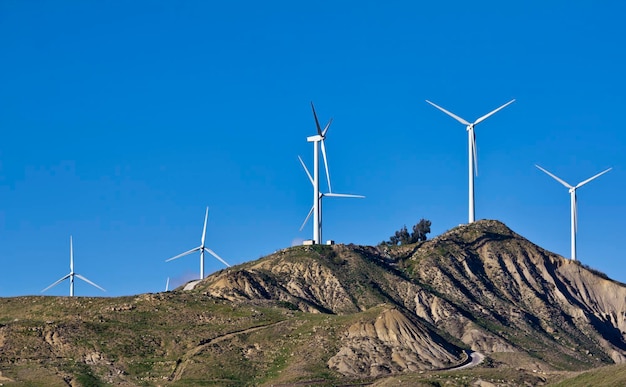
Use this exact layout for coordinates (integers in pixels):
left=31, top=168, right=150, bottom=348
left=381, top=219, right=432, bottom=246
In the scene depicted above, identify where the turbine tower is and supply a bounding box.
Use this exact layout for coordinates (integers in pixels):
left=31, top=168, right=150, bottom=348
left=166, top=207, right=230, bottom=280
left=426, top=99, right=515, bottom=223
left=298, top=155, right=364, bottom=242
left=305, top=102, right=333, bottom=244
left=535, top=164, right=611, bottom=261
left=42, top=236, right=106, bottom=297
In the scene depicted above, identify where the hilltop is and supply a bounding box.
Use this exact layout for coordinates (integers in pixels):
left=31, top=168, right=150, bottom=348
left=1, top=220, right=626, bottom=386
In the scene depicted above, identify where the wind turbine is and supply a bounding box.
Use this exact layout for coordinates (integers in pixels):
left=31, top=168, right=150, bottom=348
left=165, top=277, right=170, bottom=292
left=297, top=155, right=364, bottom=242
left=304, top=102, right=333, bottom=244
left=42, top=236, right=106, bottom=297
left=426, top=99, right=515, bottom=223
left=535, top=164, right=611, bottom=261
left=166, top=207, right=230, bottom=280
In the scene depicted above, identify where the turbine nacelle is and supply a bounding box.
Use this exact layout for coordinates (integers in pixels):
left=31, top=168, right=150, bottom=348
left=307, top=134, right=323, bottom=142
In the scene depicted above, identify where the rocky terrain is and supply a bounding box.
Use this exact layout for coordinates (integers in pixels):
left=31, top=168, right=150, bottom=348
left=1, top=220, right=626, bottom=386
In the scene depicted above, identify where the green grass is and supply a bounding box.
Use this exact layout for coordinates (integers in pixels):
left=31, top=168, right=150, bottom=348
left=62, top=361, right=104, bottom=387
left=548, top=363, right=626, bottom=386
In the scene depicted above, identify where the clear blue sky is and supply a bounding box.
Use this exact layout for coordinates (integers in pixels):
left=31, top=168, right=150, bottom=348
left=1, top=1, right=625, bottom=296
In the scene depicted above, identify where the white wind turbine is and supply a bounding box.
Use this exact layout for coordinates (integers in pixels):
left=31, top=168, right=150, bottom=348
left=304, top=102, right=334, bottom=244
left=166, top=207, right=230, bottom=280
left=42, top=236, right=106, bottom=297
left=535, top=164, right=611, bottom=261
left=297, top=155, right=364, bottom=242
left=426, top=99, right=515, bottom=223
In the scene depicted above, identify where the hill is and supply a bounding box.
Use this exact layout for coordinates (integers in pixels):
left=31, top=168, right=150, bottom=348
left=1, top=220, right=626, bottom=386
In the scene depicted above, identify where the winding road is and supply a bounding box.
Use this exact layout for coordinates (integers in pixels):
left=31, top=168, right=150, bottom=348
left=449, top=350, right=484, bottom=371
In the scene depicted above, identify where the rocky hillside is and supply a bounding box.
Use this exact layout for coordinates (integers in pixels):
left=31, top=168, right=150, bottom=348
left=201, top=220, right=626, bottom=369
left=1, top=220, right=626, bottom=386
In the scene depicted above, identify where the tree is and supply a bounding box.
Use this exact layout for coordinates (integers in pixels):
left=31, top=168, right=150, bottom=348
left=381, top=219, right=432, bottom=246
left=396, top=225, right=411, bottom=245
left=411, top=219, right=431, bottom=243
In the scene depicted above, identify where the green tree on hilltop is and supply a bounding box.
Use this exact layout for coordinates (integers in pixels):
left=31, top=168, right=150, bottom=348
left=381, top=218, right=432, bottom=246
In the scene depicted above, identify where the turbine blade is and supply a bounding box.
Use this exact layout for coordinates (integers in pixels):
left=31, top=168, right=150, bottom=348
left=165, top=246, right=201, bottom=262
left=311, top=102, right=322, bottom=134
left=322, top=117, right=333, bottom=137
left=41, top=274, right=71, bottom=293
left=425, top=100, right=471, bottom=126
left=575, top=167, right=612, bottom=189
left=299, top=205, right=314, bottom=231
left=324, top=193, right=365, bottom=198
left=473, top=99, right=515, bottom=125
left=298, top=155, right=314, bottom=186
left=75, top=274, right=106, bottom=292
left=205, top=247, right=231, bottom=267
left=166, top=277, right=170, bottom=292
left=201, top=207, right=209, bottom=246
left=320, top=140, right=332, bottom=192
left=535, top=164, right=573, bottom=189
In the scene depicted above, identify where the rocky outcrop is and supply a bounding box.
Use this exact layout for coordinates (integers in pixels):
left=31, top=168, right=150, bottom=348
left=205, top=252, right=359, bottom=314
left=328, top=307, right=463, bottom=376
left=405, top=221, right=626, bottom=366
